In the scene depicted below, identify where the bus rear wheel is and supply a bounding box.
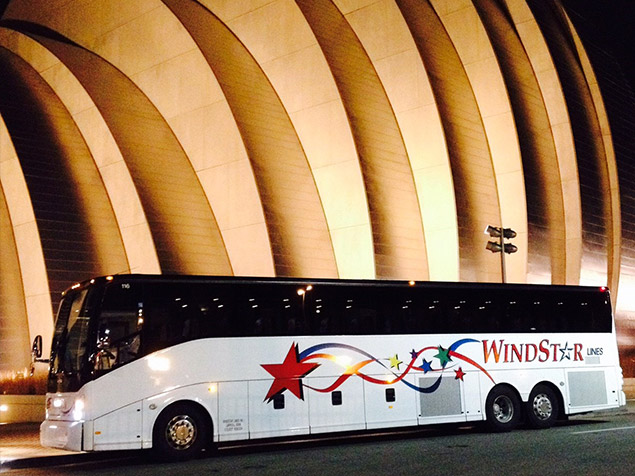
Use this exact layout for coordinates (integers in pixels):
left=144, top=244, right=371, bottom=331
left=526, top=384, right=559, bottom=429
left=153, top=402, right=210, bottom=460
left=485, top=386, right=521, bottom=432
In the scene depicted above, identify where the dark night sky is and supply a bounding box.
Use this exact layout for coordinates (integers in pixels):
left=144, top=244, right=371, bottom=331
left=562, top=0, right=635, bottom=93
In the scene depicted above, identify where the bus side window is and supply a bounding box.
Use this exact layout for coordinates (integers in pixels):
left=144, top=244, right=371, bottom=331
left=402, top=297, right=421, bottom=334
left=575, top=292, right=608, bottom=333
left=558, top=292, right=599, bottom=333
left=143, top=307, right=170, bottom=354
left=551, top=299, right=568, bottom=332
left=341, top=288, right=378, bottom=335
left=227, top=284, right=301, bottom=337
left=420, top=298, right=444, bottom=334
left=446, top=291, right=478, bottom=333
left=502, top=299, right=530, bottom=332
left=142, top=284, right=196, bottom=351
left=93, top=282, right=143, bottom=371
left=590, top=294, right=612, bottom=332
left=203, top=286, right=235, bottom=338
left=378, top=289, right=406, bottom=335
left=528, top=299, right=546, bottom=332
left=311, top=288, right=342, bottom=336
left=576, top=299, right=591, bottom=332
left=474, top=296, right=499, bottom=333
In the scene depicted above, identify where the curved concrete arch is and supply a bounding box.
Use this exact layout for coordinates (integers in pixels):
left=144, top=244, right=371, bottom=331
left=396, top=0, right=502, bottom=282
left=0, top=172, right=31, bottom=371
left=472, top=0, right=567, bottom=285
left=205, top=0, right=374, bottom=279
left=504, top=0, right=582, bottom=284
left=162, top=0, right=338, bottom=278
left=0, top=27, right=160, bottom=276
left=561, top=7, right=621, bottom=300
left=4, top=22, right=232, bottom=276
left=77, top=1, right=274, bottom=277
left=429, top=0, right=527, bottom=283
left=296, top=0, right=428, bottom=280
left=0, top=112, right=52, bottom=362
left=527, top=0, right=615, bottom=288
left=0, top=43, right=129, bottom=312
left=333, top=0, right=458, bottom=281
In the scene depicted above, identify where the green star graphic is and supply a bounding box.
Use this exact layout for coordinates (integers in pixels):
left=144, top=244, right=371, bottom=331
left=434, top=345, right=452, bottom=368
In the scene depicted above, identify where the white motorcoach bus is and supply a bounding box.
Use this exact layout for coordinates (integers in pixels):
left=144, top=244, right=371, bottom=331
left=39, top=275, right=626, bottom=459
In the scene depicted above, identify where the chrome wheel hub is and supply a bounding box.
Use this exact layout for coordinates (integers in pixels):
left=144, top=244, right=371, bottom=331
left=493, top=395, right=514, bottom=423
left=166, top=415, right=197, bottom=450
left=532, top=393, right=553, bottom=420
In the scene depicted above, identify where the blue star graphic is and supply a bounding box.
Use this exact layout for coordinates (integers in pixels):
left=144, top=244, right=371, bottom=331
left=421, top=358, right=433, bottom=373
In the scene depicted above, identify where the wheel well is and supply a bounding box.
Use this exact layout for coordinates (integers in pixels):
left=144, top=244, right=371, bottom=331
left=153, top=400, right=214, bottom=443
left=485, top=383, right=523, bottom=414
left=487, top=383, right=522, bottom=404
left=529, top=381, right=565, bottom=420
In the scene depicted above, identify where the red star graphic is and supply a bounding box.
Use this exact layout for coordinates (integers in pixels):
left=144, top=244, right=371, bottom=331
left=261, top=343, right=319, bottom=401
left=454, top=367, right=466, bottom=381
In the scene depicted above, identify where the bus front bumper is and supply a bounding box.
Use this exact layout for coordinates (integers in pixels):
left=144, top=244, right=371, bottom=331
left=40, top=420, right=83, bottom=452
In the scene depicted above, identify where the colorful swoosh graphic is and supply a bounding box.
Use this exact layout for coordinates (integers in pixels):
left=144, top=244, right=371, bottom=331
left=261, top=339, right=494, bottom=402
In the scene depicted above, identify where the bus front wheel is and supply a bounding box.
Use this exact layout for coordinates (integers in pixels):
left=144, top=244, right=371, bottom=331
left=485, top=386, right=521, bottom=432
left=526, top=384, right=559, bottom=429
left=153, top=402, right=211, bottom=460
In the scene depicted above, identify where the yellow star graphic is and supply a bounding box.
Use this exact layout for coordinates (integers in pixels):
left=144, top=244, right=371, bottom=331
left=389, top=354, right=402, bottom=370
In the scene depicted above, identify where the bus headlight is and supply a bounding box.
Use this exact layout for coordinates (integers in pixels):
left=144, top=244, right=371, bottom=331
left=73, top=399, right=85, bottom=421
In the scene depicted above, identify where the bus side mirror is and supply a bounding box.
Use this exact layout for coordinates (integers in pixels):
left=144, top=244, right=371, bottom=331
left=32, top=335, right=43, bottom=359
left=31, top=335, right=49, bottom=363
left=30, top=335, right=48, bottom=376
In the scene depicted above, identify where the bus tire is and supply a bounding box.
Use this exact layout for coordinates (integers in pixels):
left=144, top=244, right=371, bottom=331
left=153, top=402, right=211, bottom=461
left=526, top=384, right=559, bottom=429
left=485, top=385, right=521, bottom=432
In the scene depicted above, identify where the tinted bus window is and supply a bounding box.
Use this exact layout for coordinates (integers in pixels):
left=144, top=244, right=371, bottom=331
left=92, top=282, right=143, bottom=372
left=136, top=281, right=613, bottom=345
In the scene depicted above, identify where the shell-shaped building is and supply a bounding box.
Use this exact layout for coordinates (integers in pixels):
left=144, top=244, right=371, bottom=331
left=1, top=0, right=634, bottom=371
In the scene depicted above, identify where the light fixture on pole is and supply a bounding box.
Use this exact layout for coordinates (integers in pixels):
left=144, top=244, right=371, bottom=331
left=485, top=225, right=517, bottom=283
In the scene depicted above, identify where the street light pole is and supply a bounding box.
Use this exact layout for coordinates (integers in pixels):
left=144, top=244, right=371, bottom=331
left=485, top=225, right=517, bottom=283
left=499, top=230, right=506, bottom=284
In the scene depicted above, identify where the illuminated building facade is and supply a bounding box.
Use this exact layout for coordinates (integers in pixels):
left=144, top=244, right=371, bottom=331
left=0, top=0, right=633, bottom=373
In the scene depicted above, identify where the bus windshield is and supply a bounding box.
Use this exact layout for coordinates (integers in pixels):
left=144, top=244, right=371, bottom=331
left=48, top=280, right=145, bottom=393
left=48, top=288, right=94, bottom=393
